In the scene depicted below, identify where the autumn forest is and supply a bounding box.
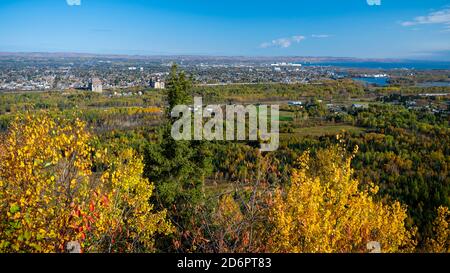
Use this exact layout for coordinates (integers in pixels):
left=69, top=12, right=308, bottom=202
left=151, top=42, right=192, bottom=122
left=0, top=65, right=449, bottom=254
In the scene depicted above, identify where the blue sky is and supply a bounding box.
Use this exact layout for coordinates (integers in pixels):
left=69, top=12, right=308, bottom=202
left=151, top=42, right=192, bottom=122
left=0, top=0, right=449, bottom=59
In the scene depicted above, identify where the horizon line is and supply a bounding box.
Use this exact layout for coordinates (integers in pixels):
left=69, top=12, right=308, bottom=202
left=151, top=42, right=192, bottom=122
left=0, top=51, right=447, bottom=63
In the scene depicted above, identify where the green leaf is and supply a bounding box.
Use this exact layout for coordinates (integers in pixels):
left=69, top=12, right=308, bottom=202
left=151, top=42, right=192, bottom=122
left=9, top=204, right=20, bottom=214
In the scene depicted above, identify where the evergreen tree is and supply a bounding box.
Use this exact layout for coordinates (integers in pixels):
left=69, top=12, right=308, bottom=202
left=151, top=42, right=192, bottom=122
left=144, top=64, right=212, bottom=251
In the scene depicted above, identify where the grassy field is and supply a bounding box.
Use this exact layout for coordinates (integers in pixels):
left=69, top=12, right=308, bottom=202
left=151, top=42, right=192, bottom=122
left=296, top=125, right=364, bottom=136
left=281, top=124, right=365, bottom=139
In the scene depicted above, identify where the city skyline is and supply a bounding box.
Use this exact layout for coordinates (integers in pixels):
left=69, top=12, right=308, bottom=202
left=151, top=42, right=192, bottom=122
left=0, top=0, right=450, bottom=60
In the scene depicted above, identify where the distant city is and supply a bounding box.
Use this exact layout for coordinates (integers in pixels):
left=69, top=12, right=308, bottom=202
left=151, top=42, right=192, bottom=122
left=1, top=53, right=449, bottom=92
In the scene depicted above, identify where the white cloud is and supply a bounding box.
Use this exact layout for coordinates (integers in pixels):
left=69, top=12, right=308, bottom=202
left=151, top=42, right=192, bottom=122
left=367, top=0, right=381, bottom=6
left=401, top=8, right=450, bottom=30
left=66, top=0, right=81, bottom=6
left=291, top=35, right=305, bottom=42
left=311, top=34, right=331, bottom=38
left=260, top=35, right=305, bottom=49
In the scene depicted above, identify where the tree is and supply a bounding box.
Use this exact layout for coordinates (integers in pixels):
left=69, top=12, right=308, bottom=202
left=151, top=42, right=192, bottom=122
left=0, top=114, right=172, bottom=253
left=144, top=65, right=212, bottom=251
left=166, top=64, right=191, bottom=114
left=426, top=206, right=450, bottom=253
left=87, top=148, right=174, bottom=253
left=268, top=145, right=417, bottom=253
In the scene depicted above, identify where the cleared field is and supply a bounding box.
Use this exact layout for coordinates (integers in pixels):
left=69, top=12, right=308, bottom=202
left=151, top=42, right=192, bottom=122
left=296, top=125, right=364, bottom=136
left=279, top=115, right=294, bottom=122
left=282, top=124, right=365, bottom=138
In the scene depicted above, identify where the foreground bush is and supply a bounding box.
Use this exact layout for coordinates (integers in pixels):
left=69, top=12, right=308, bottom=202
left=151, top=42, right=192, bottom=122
left=268, top=145, right=417, bottom=253
left=185, top=145, right=424, bottom=253
left=0, top=114, right=172, bottom=253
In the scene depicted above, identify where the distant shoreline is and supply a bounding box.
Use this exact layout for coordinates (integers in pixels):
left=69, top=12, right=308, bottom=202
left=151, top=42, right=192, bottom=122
left=0, top=51, right=448, bottom=64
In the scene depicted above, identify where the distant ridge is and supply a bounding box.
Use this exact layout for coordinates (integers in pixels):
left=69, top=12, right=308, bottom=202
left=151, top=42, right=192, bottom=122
left=0, top=51, right=428, bottom=63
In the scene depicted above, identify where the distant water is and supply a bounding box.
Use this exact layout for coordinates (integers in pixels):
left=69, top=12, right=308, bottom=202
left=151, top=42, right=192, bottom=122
left=302, top=61, right=450, bottom=70
left=416, top=82, right=450, bottom=87
left=352, top=77, right=389, bottom=87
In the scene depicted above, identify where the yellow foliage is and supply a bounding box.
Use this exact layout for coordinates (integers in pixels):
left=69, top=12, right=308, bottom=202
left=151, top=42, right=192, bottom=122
left=88, top=149, right=173, bottom=252
left=0, top=114, right=172, bottom=253
left=210, top=194, right=246, bottom=252
left=269, top=146, right=416, bottom=253
left=102, top=107, right=162, bottom=115
left=426, top=206, right=450, bottom=253
left=0, top=115, right=92, bottom=252
left=214, top=195, right=244, bottom=227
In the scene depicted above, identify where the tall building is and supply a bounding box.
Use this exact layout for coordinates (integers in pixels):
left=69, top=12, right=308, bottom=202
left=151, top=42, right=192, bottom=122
left=89, top=78, right=103, bottom=93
